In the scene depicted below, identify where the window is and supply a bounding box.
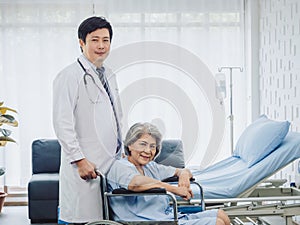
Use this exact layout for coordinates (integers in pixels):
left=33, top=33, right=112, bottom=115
left=0, top=0, right=245, bottom=190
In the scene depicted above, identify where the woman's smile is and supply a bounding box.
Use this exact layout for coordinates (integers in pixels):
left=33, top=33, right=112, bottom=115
left=128, top=134, right=157, bottom=167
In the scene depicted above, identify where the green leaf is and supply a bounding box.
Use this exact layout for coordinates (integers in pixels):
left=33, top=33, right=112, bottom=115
left=0, top=167, right=5, bottom=176
left=0, top=114, right=18, bottom=127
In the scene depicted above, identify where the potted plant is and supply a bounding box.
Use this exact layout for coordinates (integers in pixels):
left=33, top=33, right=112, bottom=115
left=0, top=101, right=18, bottom=212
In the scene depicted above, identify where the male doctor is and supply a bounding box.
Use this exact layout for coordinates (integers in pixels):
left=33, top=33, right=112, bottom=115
left=53, top=16, right=122, bottom=224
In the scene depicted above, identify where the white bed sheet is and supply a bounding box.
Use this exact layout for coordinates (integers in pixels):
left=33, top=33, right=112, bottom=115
left=192, top=132, right=300, bottom=199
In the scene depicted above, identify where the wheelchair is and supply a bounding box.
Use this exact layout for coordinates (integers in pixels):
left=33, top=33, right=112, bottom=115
left=86, top=140, right=205, bottom=225
left=86, top=171, right=205, bottom=225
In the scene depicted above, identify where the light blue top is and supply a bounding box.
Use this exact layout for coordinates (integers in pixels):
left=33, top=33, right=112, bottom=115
left=106, top=158, right=218, bottom=225
left=106, top=158, right=176, bottom=221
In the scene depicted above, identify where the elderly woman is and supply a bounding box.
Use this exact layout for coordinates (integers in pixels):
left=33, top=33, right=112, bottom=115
left=106, top=122, right=230, bottom=225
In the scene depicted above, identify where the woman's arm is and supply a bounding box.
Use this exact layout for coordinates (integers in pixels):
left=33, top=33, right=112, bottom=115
left=128, top=174, right=193, bottom=200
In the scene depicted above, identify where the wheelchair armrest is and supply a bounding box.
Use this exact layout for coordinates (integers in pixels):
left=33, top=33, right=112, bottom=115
left=162, top=176, right=195, bottom=182
left=161, top=176, right=206, bottom=211
left=112, top=187, right=166, bottom=194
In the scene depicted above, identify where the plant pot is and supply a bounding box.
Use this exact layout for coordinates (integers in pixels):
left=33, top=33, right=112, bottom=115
left=0, top=192, right=8, bottom=213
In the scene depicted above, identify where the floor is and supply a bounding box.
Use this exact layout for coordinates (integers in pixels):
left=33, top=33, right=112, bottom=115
left=0, top=206, right=57, bottom=225
left=1, top=205, right=300, bottom=225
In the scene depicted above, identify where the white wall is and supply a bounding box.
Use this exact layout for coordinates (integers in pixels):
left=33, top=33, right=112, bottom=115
left=259, top=0, right=300, bottom=184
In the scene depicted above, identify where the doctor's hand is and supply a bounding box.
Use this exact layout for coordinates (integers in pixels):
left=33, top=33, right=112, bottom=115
left=75, top=158, right=97, bottom=180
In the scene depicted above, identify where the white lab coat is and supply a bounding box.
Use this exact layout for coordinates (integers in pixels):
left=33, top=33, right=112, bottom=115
left=53, top=54, right=122, bottom=223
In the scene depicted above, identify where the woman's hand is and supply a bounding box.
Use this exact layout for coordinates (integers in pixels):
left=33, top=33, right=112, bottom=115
left=175, top=168, right=192, bottom=188
left=178, top=171, right=191, bottom=188
left=172, top=168, right=194, bottom=199
left=173, top=186, right=193, bottom=200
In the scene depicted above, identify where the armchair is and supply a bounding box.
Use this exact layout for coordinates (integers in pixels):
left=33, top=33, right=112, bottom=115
left=28, top=139, right=61, bottom=223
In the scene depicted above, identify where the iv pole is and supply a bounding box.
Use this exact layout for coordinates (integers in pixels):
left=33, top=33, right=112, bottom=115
left=218, top=66, right=243, bottom=154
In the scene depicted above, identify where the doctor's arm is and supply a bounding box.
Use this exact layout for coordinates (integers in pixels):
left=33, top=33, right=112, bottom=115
left=53, top=70, right=96, bottom=180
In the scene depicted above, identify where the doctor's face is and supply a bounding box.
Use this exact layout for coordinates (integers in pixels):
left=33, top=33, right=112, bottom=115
left=79, top=28, right=111, bottom=68
left=128, top=134, right=157, bottom=167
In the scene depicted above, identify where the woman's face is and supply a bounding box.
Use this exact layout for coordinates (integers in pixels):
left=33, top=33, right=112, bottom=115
left=128, top=133, right=157, bottom=167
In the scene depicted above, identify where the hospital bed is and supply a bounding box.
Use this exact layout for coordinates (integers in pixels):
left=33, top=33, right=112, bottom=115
left=189, top=131, right=300, bottom=224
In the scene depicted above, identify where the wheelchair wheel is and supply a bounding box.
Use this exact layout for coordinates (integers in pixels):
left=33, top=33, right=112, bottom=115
left=86, top=220, right=123, bottom=225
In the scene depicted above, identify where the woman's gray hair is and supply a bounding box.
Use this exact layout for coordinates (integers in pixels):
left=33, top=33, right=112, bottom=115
left=124, top=122, right=162, bottom=157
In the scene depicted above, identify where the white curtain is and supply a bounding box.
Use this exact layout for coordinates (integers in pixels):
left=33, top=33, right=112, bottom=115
left=0, top=0, right=245, bottom=187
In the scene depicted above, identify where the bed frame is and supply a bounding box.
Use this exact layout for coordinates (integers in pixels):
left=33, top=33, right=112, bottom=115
left=184, top=179, right=300, bottom=225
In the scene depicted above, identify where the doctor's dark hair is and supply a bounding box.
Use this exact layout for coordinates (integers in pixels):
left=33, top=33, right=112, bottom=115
left=124, top=122, right=162, bottom=158
left=78, top=16, right=113, bottom=43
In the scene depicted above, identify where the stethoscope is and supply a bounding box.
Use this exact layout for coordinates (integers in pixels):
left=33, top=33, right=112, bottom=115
left=77, top=58, right=100, bottom=86
left=77, top=58, right=103, bottom=104
left=77, top=58, right=122, bottom=153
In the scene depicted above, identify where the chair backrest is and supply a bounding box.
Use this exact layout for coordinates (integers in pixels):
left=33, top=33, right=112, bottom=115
left=31, top=138, right=184, bottom=174
left=154, top=139, right=185, bottom=168
left=32, top=139, right=61, bottom=174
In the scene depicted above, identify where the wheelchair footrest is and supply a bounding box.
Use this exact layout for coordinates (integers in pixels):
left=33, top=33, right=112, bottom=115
left=177, top=205, right=203, bottom=214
